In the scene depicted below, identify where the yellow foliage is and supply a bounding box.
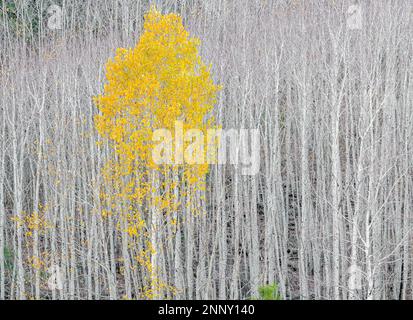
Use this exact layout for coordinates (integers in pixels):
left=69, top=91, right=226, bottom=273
left=94, top=6, right=220, bottom=299
left=94, top=6, right=220, bottom=174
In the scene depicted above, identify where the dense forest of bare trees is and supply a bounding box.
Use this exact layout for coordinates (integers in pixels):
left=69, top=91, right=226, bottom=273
left=0, top=0, right=412, bottom=300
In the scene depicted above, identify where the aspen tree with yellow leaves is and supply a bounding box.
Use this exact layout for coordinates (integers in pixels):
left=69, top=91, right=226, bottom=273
left=94, top=6, right=220, bottom=299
